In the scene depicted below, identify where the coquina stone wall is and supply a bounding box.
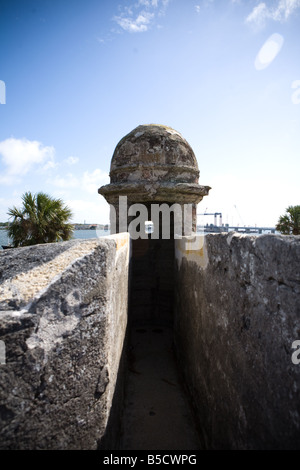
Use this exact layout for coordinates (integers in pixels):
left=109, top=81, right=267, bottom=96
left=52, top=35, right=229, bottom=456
left=1, top=230, right=299, bottom=450
left=0, top=234, right=130, bottom=450
left=174, top=233, right=300, bottom=450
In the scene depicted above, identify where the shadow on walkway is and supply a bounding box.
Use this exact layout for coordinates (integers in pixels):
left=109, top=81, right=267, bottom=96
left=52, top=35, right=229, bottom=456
left=119, top=326, right=201, bottom=450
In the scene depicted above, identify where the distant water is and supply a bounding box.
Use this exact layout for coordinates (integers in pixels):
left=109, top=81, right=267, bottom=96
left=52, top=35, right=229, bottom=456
left=0, top=228, right=278, bottom=250
left=71, top=229, right=110, bottom=240
left=0, top=229, right=10, bottom=248
left=0, top=229, right=110, bottom=250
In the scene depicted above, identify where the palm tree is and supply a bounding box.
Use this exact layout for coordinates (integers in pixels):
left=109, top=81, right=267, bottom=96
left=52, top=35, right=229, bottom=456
left=7, top=192, right=74, bottom=247
left=276, top=205, right=300, bottom=235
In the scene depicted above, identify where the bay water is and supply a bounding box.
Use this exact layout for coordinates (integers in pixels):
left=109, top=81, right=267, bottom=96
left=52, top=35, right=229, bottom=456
left=0, top=229, right=110, bottom=250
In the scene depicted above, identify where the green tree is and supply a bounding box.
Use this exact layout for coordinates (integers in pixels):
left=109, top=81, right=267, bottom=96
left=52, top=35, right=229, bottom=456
left=7, top=192, right=74, bottom=247
left=276, top=205, right=300, bottom=235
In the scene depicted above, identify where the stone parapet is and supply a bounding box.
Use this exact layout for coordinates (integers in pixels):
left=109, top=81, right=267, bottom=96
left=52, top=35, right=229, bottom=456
left=0, top=234, right=130, bottom=450
left=174, top=233, right=300, bottom=449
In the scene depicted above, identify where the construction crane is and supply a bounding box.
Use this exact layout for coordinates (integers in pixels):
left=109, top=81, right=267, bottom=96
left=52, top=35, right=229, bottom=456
left=234, top=205, right=244, bottom=226
left=197, top=212, right=223, bottom=226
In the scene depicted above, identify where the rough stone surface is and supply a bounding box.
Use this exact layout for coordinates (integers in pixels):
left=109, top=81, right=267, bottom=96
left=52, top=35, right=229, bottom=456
left=0, top=240, right=103, bottom=311
left=0, top=234, right=130, bottom=450
left=0, top=240, right=79, bottom=285
left=174, top=233, right=300, bottom=450
left=98, top=124, right=210, bottom=205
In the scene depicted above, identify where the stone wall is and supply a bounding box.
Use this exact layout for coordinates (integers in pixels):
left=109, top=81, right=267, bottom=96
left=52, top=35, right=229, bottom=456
left=174, top=233, right=300, bottom=450
left=2, top=229, right=300, bottom=450
left=0, top=234, right=130, bottom=450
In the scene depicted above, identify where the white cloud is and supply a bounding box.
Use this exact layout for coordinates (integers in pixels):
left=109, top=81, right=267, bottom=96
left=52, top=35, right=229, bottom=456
left=82, top=169, right=109, bottom=194
left=138, top=0, right=158, bottom=6
left=113, top=0, right=170, bottom=33
left=48, top=169, right=110, bottom=222
left=0, top=195, right=23, bottom=221
left=41, top=159, right=57, bottom=171
left=65, top=156, right=79, bottom=165
left=66, top=198, right=110, bottom=224
left=114, top=11, right=154, bottom=32
left=273, top=0, right=300, bottom=20
left=246, top=0, right=300, bottom=27
left=246, top=2, right=268, bottom=26
left=49, top=168, right=109, bottom=195
left=51, top=173, right=79, bottom=189
left=0, top=138, right=55, bottom=184
left=194, top=1, right=215, bottom=14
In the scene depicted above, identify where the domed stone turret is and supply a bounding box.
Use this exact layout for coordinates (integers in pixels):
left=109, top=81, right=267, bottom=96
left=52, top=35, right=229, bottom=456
left=110, top=124, right=199, bottom=185
left=98, top=124, right=211, bottom=324
left=98, top=124, right=210, bottom=205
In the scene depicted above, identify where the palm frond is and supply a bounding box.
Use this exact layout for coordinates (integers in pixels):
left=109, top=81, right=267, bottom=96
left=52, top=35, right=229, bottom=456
left=7, top=191, right=74, bottom=247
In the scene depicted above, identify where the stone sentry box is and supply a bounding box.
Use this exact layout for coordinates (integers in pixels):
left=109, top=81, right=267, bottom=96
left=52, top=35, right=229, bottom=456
left=98, top=124, right=210, bottom=326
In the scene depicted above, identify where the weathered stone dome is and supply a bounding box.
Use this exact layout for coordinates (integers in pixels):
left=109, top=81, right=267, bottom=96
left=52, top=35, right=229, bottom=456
left=110, top=124, right=199, bottom=185
left=98, top=124, right=210, bottom=204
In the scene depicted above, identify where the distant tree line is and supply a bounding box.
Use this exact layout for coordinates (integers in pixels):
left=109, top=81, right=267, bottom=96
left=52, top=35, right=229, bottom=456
left=3, top=193, right=299, bottom=248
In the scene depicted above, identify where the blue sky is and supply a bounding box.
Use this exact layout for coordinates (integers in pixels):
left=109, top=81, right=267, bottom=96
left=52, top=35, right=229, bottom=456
left=0, top=0, right=299, bottom=227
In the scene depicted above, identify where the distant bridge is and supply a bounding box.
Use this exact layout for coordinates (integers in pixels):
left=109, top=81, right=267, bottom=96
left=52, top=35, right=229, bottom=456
left=197, top=211, right=276, bottom=234
left=197, top=224, right=276, bottom=234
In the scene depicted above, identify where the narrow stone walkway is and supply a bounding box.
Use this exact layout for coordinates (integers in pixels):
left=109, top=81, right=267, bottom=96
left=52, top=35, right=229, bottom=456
left=119, top=326, right=201, bottom=450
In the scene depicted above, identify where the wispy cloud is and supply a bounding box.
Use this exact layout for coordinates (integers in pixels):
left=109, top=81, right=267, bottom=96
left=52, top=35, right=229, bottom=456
left=114, top=0, right=170, bottom=33
left=49, top=169, right=110, bottom=223
left=50, top=173, right=79, bottom=189
left=115, top=12, right=154, bottom=33
left=194, top=1, right=215, bottom=15
left=246, top=0, right=300, bottom=28
left=49, top=168, right=109, bottom=195
left=65, top=156, right=79, bottom=165
left=0, top=138, right=55, bottom=185
left=66, top=198, right=109, bottom=224
left=82, top=169, right=109, bottom=194
left=246, top=3, right=269, bottom=27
